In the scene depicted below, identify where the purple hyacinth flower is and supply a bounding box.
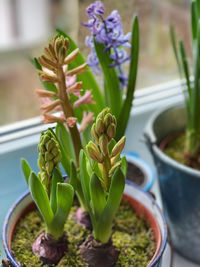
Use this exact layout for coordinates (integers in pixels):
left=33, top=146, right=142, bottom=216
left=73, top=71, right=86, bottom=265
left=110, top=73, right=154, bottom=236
left=83, top=1, right=131, bottom=89
left=86, top=1, right=104, bottom=17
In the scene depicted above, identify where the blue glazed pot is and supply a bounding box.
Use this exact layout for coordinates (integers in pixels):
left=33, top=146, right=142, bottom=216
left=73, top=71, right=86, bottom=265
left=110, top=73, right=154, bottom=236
left=2, top=184, right=167, bottom=267
left=125, top=152, right=155, bottom=191
left=144, top=103, right=200, bottom=264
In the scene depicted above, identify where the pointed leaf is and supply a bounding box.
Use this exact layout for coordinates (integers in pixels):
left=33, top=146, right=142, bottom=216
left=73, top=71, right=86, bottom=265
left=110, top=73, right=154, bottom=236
left=69, top=160, right=78, bottom=191
left=29, top=172, right=54, bottom=225
left=50, top=183, right=74, bottom=238
left=121, top=156, right=127, bottom=179
left=21, top=158, right=32, bottom=184
left=50, top=168, right=64, bottom=214
left=56, top=123, right=75, bottom=175
left=108, top=138, right=116, bottom=154
left=79, top=149, right=91, bottom=206
left=94, top=39, right=122, bottom=119
left=116, top=16, right=139, bottom=140
left=90, top=173, right=106, bottom=220
left=95, top=168, right=125, bottom=243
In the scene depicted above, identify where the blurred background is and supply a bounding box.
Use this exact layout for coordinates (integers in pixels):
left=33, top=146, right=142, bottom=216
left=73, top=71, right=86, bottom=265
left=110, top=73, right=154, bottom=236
left=0, top=0, right=190, bottom=126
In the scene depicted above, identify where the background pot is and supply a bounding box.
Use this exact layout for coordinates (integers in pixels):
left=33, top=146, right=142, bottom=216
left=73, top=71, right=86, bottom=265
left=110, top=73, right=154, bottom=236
left=125, top=152, right=155, bottom=191
left=144, top=103, right=200, bottom=264
left=2, top=184, right=167, bottom=267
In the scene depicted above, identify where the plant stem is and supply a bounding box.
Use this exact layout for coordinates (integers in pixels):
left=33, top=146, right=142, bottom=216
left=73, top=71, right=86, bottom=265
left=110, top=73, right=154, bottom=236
left=57, top=66, right=82, bottom=167
left=102, top=153, right=111, bottom=192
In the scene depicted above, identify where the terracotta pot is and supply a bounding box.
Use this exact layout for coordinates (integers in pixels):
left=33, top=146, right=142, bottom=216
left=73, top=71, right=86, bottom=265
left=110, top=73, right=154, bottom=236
left=2, top=184, right=167, bottom=267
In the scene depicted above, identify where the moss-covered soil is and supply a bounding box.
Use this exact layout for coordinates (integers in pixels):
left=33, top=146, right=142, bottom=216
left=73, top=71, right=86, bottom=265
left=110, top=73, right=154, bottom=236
left=163, top=133, right=186, bottom=165
left=12, top=201, right=156, bottom=267
left=163, top=132, right=200, bottom=170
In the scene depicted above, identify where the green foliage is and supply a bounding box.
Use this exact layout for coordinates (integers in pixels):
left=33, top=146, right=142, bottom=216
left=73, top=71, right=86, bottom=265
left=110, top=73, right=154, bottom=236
left=79, top=109, right=127, bottom=243
left=80, top=150, right=125, bottom=243
left=93, top=16, right=139, bottom=140
left=116, top=16, right=139, bottom=140
left=170, top=0, right=200, bottom=156
left=21, top=130, right=74, bottom=240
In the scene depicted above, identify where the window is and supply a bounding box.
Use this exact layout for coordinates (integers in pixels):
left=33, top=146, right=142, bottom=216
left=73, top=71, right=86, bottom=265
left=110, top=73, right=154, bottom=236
left=0, top=0, right=190, bottom=125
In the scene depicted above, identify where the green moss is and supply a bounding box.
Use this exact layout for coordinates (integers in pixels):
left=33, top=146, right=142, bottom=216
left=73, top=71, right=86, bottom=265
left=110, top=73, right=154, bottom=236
left=12, top=202, right=156, bottom=267
left=164, top=133, right=186, bottom=164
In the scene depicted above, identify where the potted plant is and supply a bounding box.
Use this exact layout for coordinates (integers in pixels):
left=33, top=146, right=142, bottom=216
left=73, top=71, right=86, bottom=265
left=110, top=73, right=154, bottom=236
left=144, top=0, right=200, bottom=263
left=2, top=108, right=167, bottom=266
left=31, top=1, right=154, bottom=191
left=81, top=1, right=155, bottom=190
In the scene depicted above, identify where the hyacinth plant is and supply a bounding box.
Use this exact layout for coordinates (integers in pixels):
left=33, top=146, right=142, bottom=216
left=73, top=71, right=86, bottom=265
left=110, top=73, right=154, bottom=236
left=21, top=129, right=74, bottom=265
left=170, top=0, right=200, bottom=164
left=78, top=108, right=127, bottom=267
left=32, top=35, right=103, bottom=214
left=83, top=1, right=139, bottom=140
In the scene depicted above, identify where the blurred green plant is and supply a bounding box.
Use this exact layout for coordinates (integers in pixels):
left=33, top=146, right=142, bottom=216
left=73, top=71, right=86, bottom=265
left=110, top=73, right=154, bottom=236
left=170, top=0, right=200, bottom=160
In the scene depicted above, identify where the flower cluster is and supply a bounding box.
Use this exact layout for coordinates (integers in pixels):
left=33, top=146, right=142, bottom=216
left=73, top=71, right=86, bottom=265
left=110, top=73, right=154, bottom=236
left=36, top=36, right=95, bottom=132
left=84, top=1, right=131, bottom=88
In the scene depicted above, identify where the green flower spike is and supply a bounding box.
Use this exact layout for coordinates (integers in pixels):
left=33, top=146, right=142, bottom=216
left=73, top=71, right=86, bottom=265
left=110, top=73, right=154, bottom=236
left=38, top=129, right=61, bottom=195
left=21, top=129, right=74, bottom=242
left=79, top=108, right=127, bottom=267
left=88, top=108, right=126, bottom=192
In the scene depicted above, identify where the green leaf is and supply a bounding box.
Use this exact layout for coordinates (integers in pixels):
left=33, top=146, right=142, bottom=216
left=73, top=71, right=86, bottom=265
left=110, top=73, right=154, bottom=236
left=179, top=41, right=191, bottom=99
left=29, top=172, right=54, bottom=226
left=94, top=39, right=122, bottom=119
left=191, top=1, right=199, bottom=41
left=121, top=156, right=127, bottom=178
left=82, top=124, right=92, bottom=147
left=50, top=183, right=74, bottom=239
left=56, top=123, right=75, bottom=175
left=56, top=29, right=104, bottom=116
left=95, top=168, right=125, bottom=243
left=192, top=20, right=200, bottom=132
left=170, top=25, right=183, bottom=77
left=69, top=160, right=78, bottom=191
left=90, top=173, right=106, bottom=220
left=50, top=168, right=64, bottom=214
left=79, top=150, right=91, bottom=207
left=21, top=158, right=32, bottom=184
left=116, top=16, right=139, bottom=140
left=108, top=138, right=116, bottom=154
left=31, top=58, right=58, bottom=93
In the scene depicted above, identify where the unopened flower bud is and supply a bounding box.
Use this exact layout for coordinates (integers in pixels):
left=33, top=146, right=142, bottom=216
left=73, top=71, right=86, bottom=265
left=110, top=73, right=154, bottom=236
left=91, top=124, right=99, bottom=144
left=99, top=134, right=108, bottom=156
left=107, top=123, right=116, bottom=139
left=96, top=118, right=105, bottom=135
left=104, top=113, right=113, bottom=128
left=109, top=161, right=121, bottom=177
left=46, top=161, right=54, bottom=175
left=87, top=141, right=103, bottom=163
left=45, top=152, right=54, bottom=161
left=111, top=136, right=126, bottom=157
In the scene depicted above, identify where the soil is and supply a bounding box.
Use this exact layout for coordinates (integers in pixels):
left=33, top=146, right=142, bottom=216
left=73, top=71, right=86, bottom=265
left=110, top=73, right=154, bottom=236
left=11, top=201, right=156, bottom=267
left=161, top=131, right=200, bottom=170
left=127, top=162, right=145, bottom=186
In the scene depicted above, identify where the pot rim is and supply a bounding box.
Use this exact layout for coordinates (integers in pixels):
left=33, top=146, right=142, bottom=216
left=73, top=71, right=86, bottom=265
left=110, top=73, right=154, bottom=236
left=2, top=186, right=167, bottom=267
left=124, top=152, right=155, bottom=191
left=145, top=102, right=200, bottom=177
